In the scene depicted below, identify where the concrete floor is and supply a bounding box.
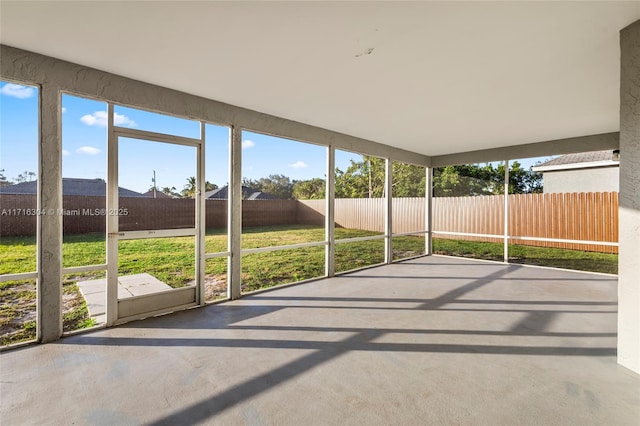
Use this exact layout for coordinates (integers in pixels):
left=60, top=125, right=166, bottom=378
left=1, top=256, right=639, bottom=425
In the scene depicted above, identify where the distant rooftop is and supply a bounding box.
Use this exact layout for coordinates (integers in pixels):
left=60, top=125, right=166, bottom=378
left=142, top=189, right=173, bottom=198
left=205, top=185, right=277, bottom=200
left=0, top=178, right=146, bottom=197
left=533, top=150, right=619, bottom=172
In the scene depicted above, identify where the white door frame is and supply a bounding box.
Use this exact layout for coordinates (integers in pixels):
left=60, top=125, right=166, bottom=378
left=105, top=103, right=205, bottom=325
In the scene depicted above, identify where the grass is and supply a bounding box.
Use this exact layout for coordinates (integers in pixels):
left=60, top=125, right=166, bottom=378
left=0, top=277, right=96, bottom=346
left=0, top=225, right=618, bottom=346
left=432, top=238, right=618, bottom=274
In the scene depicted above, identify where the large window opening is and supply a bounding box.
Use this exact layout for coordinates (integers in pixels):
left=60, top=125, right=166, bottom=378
left=240, top=131, right=326, bottom=293
left=334, top=150, right=386, bottom=273
left=391, top=161, right=427, bottom=261
left=61, top=93, right=108, bottom=333
left=0, top=80, right=39, bottom=346
left=508, top=153, right=618, bottom=274
left=431, top=154, right=618, bottom=275
left=204, top=123, right=230, bottom=302
left=432, top=162, right=505, bottom=262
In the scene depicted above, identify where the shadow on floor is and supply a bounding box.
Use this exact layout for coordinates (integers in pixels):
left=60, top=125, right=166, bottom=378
left=51, top=261, right=619, bottom=425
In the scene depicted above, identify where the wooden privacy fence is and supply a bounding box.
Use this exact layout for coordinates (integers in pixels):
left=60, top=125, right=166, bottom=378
left=432, top=193, right=618, bottom=253
left=298, top=198, right=426, bottom=234
left=432, top=195, right=503, bottom=243
left=300, top=193, right=619, bottom=253
left=1, top=193, right=619, bottom=253
left=508, top=192, right=618, bottom=253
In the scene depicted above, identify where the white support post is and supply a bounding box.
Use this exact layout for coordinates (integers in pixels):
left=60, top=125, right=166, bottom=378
left=37, top=83, right=63, bottom=342
left=325, top=146, right=335, bottom=277
left=503, top=159, right=509, bottom=263
left=384, top=158, right=393, bottom=263
left=106, top=103, right=118, bottom=325
left=425, top=167, right=433, bottom=255
left=195, top=122, right=206, bottom=305
left=618, top=19, right=640, bottom=374
left=228, top=126, right=242, bottom=299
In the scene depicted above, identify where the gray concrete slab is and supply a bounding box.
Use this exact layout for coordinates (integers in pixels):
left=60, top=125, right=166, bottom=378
left=2, top=256, right=639, bottom=425
left=77, top=273, right=173, bottom=324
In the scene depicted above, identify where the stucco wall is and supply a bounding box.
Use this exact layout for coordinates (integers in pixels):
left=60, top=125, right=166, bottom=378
left=542, top=166, right=619, bottom=193
left=618, top=19, right=640, bottom=374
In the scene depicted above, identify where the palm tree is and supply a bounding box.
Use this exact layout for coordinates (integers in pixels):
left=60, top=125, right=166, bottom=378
left=182, top=176, right=197, bottom=198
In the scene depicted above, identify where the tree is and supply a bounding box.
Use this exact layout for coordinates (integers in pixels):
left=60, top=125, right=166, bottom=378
left=161, top=186, right=180, bottom=197
left=243, top=174, right=294, bottom=199
left=292, top=158, right=428, bottom=200
left=0, top=169, right=11, bottom=187
left=335, top=156, right=386, bottom=198
left=292, top=178, right=325, bottom=199
left=433, top=162, right=542, bottom=197
left=239, top=160, right=541, bottom=201
left=506, top=161, right=542, bottom=194
left=433, top=165, right=490, bottom=196
left=334, top=157, right=428, bottom=199
left=391, top=162, right=426, bottom=197
left=14, top=170, right=36, bottom=183
left=180, top=177, right=218, bottom=198
left=181, top=176, right=197, bottom=198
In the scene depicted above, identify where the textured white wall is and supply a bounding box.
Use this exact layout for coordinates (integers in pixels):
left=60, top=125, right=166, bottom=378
left=543, top=167, right=619, bottom=193
left=618, top=20, right=640, bottom=374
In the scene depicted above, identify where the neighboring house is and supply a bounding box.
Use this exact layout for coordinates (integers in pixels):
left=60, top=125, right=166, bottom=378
left=246, top=191, right=277, bottom=200
left=204, top=185, right=232, bottom=199
left=532, top=150, right=620, bottom=193
left=142, top=189, right=173, bottom=198
left=204, top=185, right=277, bottom=200
left=0, top=178, right=146, bottom=197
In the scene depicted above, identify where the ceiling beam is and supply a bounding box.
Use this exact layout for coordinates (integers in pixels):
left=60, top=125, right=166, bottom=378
left=431, top=132, right=619, bottom=167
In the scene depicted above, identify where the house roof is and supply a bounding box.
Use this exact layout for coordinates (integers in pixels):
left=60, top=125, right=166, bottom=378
left=2, top=3, right=638, bottom=158
left=143, top=189, right=173, bottom=198
left=204, top=186, right=229, bottom=199
left=532, top=150, right=619, bottom=172
left=0, top=178, right=146, bottom=197
left=247, top=191, right=277, bottom=200
left=205, top=185, right=277, bottom=200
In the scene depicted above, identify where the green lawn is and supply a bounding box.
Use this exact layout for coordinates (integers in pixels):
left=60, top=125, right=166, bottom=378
left=0, top=225, right=618, bottom=346
left=432, top=238, right=618, bottom=274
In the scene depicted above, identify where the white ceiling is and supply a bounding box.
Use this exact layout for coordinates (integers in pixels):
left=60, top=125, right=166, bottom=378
left=1, top=1, right=639, bottom=157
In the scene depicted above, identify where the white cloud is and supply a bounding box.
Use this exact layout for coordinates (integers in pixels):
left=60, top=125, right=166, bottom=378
left=80, top=111, right=136, bottom=127
left=76, top=146, right=101, bottom=155
left=62, top=149, right=70, bottom=156
left=0, top=83, right=35, bottom=99
left=114, top=112, right=136, bottom=127
left=62, top=107, right=67, bottom=114
left=80, top=112, right=104, bottom=126
left=242, top=139, right=255, bottom=149
left=290, top=161, right=308, bottom=169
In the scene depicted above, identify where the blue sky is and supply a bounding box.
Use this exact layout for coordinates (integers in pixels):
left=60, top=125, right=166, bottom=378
left=0, top=81, right=350, bottom=193
left=0, top=82, right=38, bottom=179
left=1, top=80, right=548, bottom=193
